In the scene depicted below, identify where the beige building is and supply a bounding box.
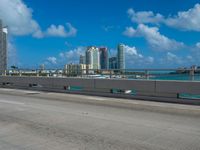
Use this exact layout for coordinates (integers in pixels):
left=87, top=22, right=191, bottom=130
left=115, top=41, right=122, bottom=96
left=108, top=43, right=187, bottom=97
left=64, top=64, right=92, bottom=76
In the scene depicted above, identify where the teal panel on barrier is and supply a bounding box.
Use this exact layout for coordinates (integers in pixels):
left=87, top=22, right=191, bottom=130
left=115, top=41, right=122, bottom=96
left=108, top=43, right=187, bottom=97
left=178, top=93, right=200, bottom=100
left=111, top=89, right=136, bottom=95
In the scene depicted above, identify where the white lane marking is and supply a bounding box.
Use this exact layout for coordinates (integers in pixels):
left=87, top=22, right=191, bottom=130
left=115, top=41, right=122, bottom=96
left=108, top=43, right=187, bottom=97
left=86, top=97, right=107, bottom=101
left=0, top=89, right=15, bottom=92
left=0, top=88, right=41, bottom=94
left=0, top=99, right=25, bottom=105
left=47, top=93, right=107, bottom=101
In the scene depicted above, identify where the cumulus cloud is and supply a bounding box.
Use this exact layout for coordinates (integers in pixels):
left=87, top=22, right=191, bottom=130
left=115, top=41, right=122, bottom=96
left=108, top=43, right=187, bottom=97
left=0, top=0, right=42, bottom=36
left=196, top=42, right=200, bottom=48
left=159, top=52, right=190, bottom=68
left=124, top=45, right=143, bottom=57
left=165, top=4, right=200, bottom=31
left=188, top=43, right=200, bottom=64
left=45, top=47, right=85, bottom=68
left=123, top=24, right=184, bottom=51
left=123, top=27, right=136, bottom=37
left=32, top=30, right=44, bottom=38
left=0, top=0, right=77, bottom=38
left=59, top=47, right=85, bottom=64
left=7, top=41, right=19, bottom=67
left=159, top=51, right=200, bottom=67
left=127, top=3, right=200, bottom=31
left=47, top=57, right=57, bottom=64
left=165, top=52, right=181, bottom=63
left=127, top=8, right=164, bottom=24
left=124, top=45, right=154, bottom=68
left=45, top=23, right=77, bottom=38
left=102, top=25, right=114, bottom=32
left=159, top=51, right=200, bottom=68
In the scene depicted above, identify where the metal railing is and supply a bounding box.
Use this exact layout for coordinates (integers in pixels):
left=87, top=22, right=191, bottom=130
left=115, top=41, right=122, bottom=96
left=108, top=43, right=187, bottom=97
left=1, top=68, right=200, bottom=81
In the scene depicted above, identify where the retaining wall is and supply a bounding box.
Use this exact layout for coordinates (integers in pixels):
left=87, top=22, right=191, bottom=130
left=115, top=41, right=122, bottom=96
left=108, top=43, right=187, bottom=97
left=0, top=76, right=200, bottom=105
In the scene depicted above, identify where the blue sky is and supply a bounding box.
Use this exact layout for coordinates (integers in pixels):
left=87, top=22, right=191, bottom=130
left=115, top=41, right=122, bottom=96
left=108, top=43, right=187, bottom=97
left=1, top=0, right=200, bottom=69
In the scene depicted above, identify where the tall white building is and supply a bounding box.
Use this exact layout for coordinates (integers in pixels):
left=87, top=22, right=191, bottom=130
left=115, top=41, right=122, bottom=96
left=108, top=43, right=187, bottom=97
left=79, top=55, right=85, bottom=64
left=0, top=20, right=7, bottom=74
left=86, top=46, right=100, bottom=69
left=117, top=43, right=125, bottom=70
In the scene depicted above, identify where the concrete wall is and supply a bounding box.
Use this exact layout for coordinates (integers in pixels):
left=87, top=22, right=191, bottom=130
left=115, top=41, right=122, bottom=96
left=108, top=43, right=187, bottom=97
left=0, top=76, right=200, bottom=104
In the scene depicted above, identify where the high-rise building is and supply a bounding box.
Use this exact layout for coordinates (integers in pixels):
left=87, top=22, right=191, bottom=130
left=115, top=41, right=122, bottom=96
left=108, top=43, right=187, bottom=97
left=109, top=57, right=118, bottom=69
left=117, top=43, right=125, bottom=70
left=86, top=46, right=100, bottom=69
left=99, top=47, right=108, bottom=69
left=79, top=55, right=85, bottom=64
left=0, top=20, right=7, bottom=74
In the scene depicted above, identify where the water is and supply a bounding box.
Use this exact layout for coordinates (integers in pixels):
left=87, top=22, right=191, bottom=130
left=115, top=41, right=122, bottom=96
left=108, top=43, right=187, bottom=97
left=151, top=74, right=200, bottom=81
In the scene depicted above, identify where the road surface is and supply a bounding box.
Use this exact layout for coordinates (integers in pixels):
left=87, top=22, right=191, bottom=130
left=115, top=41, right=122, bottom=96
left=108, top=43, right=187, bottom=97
left=0, top=88, right=200, bottom=150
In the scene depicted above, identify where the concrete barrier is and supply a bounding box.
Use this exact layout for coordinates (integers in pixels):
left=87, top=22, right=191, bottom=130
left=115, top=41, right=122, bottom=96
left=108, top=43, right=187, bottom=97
left=156, top=80, right=200, bottom=94
left=0, top=76, right=200, bottom=104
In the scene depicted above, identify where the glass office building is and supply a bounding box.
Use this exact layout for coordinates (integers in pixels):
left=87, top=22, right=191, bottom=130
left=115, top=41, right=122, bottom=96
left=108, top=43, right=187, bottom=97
left=99, top=47, right=108, bottom=69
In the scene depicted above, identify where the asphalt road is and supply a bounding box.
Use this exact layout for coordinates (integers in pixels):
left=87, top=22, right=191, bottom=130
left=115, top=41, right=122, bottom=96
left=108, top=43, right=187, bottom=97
left=0, top=88, right=200, bottom=150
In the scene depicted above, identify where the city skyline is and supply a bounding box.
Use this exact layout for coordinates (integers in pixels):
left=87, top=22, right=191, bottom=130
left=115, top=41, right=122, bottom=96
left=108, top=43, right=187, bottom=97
left=77, top=44, right=124, bottom=70
left=0, top=0, right=200, bottom=69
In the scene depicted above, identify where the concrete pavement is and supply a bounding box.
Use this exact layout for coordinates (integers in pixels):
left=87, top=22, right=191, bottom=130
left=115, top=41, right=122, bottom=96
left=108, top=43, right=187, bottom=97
left=0, top=88, right=200, bottom=150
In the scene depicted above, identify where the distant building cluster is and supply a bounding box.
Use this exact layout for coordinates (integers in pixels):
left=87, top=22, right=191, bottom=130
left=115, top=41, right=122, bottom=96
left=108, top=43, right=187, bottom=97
left=0, top=19, right=8, bottom=74
left=65, top=44, right=125, bottom=75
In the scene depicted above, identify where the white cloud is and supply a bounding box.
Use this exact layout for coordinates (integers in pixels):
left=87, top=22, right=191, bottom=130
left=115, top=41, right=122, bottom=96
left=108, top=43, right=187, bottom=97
left=0, top=0, right=42, bottom=36
left=47, top=57, right=57, bottom=64
left=159, top=52, right=182, bottom=67
left=188, top=43, right=200, bottom=64
left=102, top=25, right=114, bottom=32
left=166, top=52, right=179, bottom=62
left=127, top=3, right=200, bottom=31
left=127, top=8, right=164, bottom=24
left=0, top=0, right=77, bottom=38
left=146, top=56, right=154, bottom=64
left=165, top=4, right=200, bottom=31
left=32, top=30, right=44, bottom=38
left=46, top=25, right=66, bottom=37
left=123, top=24, right=184, bottom=51
left=158, top=43, right=200, bottom=67
left=124, top=45, right=142, bottom=57
left=45, top=23, right=77, bottom=37
left=45, top=47, right=85, bottom=68
left=196, top=42, right=200, bottom=48
left=124, top=45, right=154, bottom=68
left=159, top=52, right=197, bottom=67
left=123, top=27, right=136, bottom=37
left=7, top=41, right=19, bottom=67
left=59, top=47, right=85, bottom=64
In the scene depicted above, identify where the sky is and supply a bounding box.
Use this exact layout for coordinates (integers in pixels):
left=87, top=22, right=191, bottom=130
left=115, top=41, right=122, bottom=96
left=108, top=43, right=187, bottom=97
left=0, top=0, right=200, bottom=69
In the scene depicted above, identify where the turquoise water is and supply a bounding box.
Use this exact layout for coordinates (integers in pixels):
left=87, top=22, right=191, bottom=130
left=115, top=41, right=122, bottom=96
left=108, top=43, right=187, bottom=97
left=151, top=74, right=200, bottom=81
left=126, top=71, right=200, bottom=81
